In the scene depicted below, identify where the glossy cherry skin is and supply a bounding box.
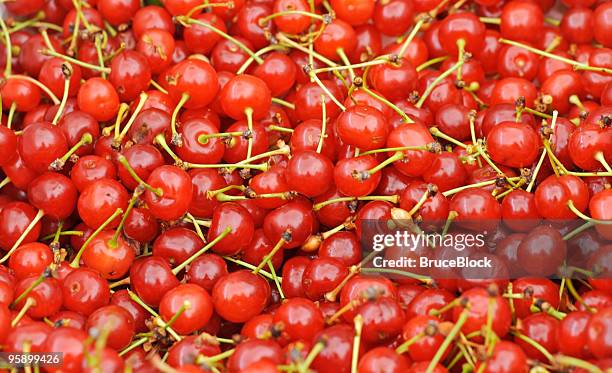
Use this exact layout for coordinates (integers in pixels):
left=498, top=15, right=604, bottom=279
left=183, top=13, right=226, bottom=55
left=188, top=169, right=226, bottom=218
left=0, top=125, right=17, bottom=167
left=338, top=276, right=397, bottom=322
left=123, top=207, right=159, bottom=244
left=248, top=166, right=290, bottom=209
left=368, top=59, right=418, bottom=102
left=263, top=200, right=316, bottom=248
left=9, top=242, right=52, bottom=281
left=285, top=151, right=334, bottom=198
left=501, top=190, right=541, bottom=232
left=85, top=304, right=134, bottom=350
left=477, top=341, right=528, bottom=373
left=127, top=108, right=171, bottom=145
left=1, top=78, right=42, bottom=113
left=220, top=75, right=272, bottom=120
left=185, top=254, right=228, bottom=292
left=302, top=257, right=348, bottom=301
left=500, top=1, right=543, bottom=43
left=593, top=2, right=612, bottom=47
left=118, top=144, right=165, bottom=191
left=534, top=174, right=589, bottom=219
left=294, top=81, right=344, bottom=122
left=319, top=231, right=361, bottom=267
left=541, top=70, right=584, bottom=114
left=160, top=283, right=213, bottom=335
left=5, top=321, right=53, bottom=353
left=311, top=324, right=358, bottom=373
left=358, top=346, right=409, bottom=373
left=43, top=328, right=88, bottom=373
left=358, top=297, right=405, bottom=344
left=222, top=120, right=269, bottom=163
left=517, top=225, right=566, bottom=277
left=386, top=123, right=435, bottom=177
left=554, top=310, right=592, bottom=359
left=281, top=257, right=310, bottom=298
left=422, top=152, right=467, bottom=193
left=167, top=334, right=221, bottom=367
left=0, top=202, right=42, bottom=251
left=208, top=202, right=255, bottom=256
left=590, top=189, right=612, bottom=240
left=490, top=77, right=537, bottom=108
left=568, top=123, right=612, bottom=171
left=175, top=118, right=225, bottom=165
left=227, top=339, right=283, bottom=373
left=401, top=315, right=448, bottom=362
left=486, top=121, right=540, bottom=168
left=62, top=268, right=110, bottom=316
left=253, top=52, right=297, bottom=97
left=19, top=121, right=68, bottom=173
left=166, top=59, right=219, bottom=109
left=337, top=105, right=389, bottom=151
left=13, top=275, right=62, bottom=319
left=153, top=227, right=204, bottom=266
left=27, top=173, right=78, bottom=220
left=314, top=19, right=357, bottom=62
left=439, top=12, right=485, bottom=54
left=81, top=230, right=135, bottom=280
left=333, top=155, right=381, bottom=197
left=454, top=287, right=512, bottom=341
left=273, top=297, right=324, bottom=343
left=586, top=306, right=612, bottom=358
left=108, top=51, right=152, bottom=102
left=212, top=270, right=270, bottom=323
left=144, top=165, right=193, bottom=221
left=450, top=189, right=501, bottom=231
left=111, top=289, right=148, bottom=333
left=77, top=178, right=129, bottom=229
left=515, top=313, right=559, bottom=361
left=77, top=77, right=120, bottom=122
left=130, top=257, right=179, bottom=307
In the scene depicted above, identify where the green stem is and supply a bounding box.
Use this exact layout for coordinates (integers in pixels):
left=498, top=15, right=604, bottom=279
left=426, top=309, right=469, bottom=373
left=360, top=86, right=414, bottom=123
left=172, top=227, right=233, bottom=274
left=70, top=208, right=123, bottom=267
left=170, top=92, right=189, bottom=146
left=0, top=209, right=45, bottom=264
left=253, top=237, right=285, bottom=274
left=416, top=60, right=464, bottom=108
left=117, top=155, right=163, bottom=197
left=317, top=94, right=327, bottom=153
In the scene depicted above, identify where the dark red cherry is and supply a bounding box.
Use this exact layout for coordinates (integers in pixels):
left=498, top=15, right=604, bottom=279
left=62, top=268, right=110, bottom=316
left=517, top=225, right=566, bottom=277
left=453, top=287, right=512, bottom=341
left=227, top=339, right=282, bottom=373
left=450, top=189, right=501, bottom=231
left=9, top=242, right=52, bottom=281
left=19, top=121, right=68, bottom=173
left=337, top=105, right=389, bottom=151
left=501, top=190, right=541, bottom=232
left=185, top=254, right=228, bottom=292
left=302, top=257, right=348, bottom=301
left=534, top=174, right=589, bottom=219
left=263, top=200, right=316, bottom=248
left=28, top=172, right=78, bottom=220
left=153, top=227, right=204, bottom=266
left=286, top=151, right=334, bottom=198
left=111, top=289, right=148, bottom=333
left=208, top=202, right=255, bottom=256
left=130, top=256, right=179, bottom=306
left=486, top=121, right=540, bottom=168
left=0, top=202, right=42, bottom=251
left=515, top=313, right=559, bottom=361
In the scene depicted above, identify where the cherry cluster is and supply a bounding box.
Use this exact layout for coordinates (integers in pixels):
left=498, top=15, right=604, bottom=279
left=0, top=0, right=611, bottom=371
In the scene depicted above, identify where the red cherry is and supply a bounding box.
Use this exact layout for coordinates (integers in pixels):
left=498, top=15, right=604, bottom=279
left=401, top=315, right=448, bottom=362
left=160, top=283, right=213, bottom=335
left=28, top=172, right=78, bottom=220
left=185, top=254, right=229, bottom=292
left=130, top=256, right=179, bottom=307
left=534, top=174, right=589, bottom=219
left=62, top=267, right=110, bottom=316
left=144, top=165, right=193, bottom=221
left=166, top=59, right=219, bottom=109
left=337, top=105, right=389, bottom=151
left=477, top=341, right=528, bottom=373
left=500, top=1, right=544, bottom=43
left=486, top=121, right=540, bottom=168
left=439, top=12, right=486, bottom=54
left=9, top=242, right=52, bottom=281
left=515, top=313, right=559, bottom=361
left=286, top=150, right=334, bottom=198
left=78, top=178, right=129, bottom=229
left=208, top=202, right=255, bottom=256
left=212, top=270, right=270, bottom=323
left=220, top=74, right=272, bottom=120
left=85, top=304, right=135, bottom=350
left=453, top=287, right=512, bottom=341
left=77, top=77, right=120, bottom=122
left=314, top=19, right=357, bottom=62
left=19, top=121, right=68, bottom=173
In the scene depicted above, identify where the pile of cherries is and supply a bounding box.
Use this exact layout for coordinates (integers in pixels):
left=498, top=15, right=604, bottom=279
left=0, top=0, right=611, bottom=371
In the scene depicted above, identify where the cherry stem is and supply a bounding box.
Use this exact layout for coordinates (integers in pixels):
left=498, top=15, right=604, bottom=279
left=268, top=125, right=294, bottom=133
left=235, top=144, right=291, bottom=166
left=276, top=32, right=337, bottom=68
left=117, top=155, right=164, bottom=197
left=416, top=60, right=464, bottom=108
left=50, top=133, right=93, bottom=171
left=5, top=102, right=16, bottom=130
left=154, top=133, right=184, bottom=166
left=398, top=18, right=426, bottom=58
left=479, top=17, right=501, bottom=24
left=542, top=138, right=567, bottom=176
left=511, top=331, right=554, bottom=363
left=476, top=141, right=518, bottom=187
left=0, top=17, right=12, bottom=76
left=8, top=75, right=61, bottom=105
left=70, top=208, right=123, bottom=267
left=119, top=337, right=147, bottom=356
left=172, top=227, right=233, bottom=275
left=360, top=144, right=432, bottom=156
left=455, top=39, right=466, bottom=81
left=186, top=1, right=235, bottom=18
left=524, top=107, right=552, bottom=119
left=150, top=79, right=168, bottom=94
left=314, top=58, right=387, bottom=74
left=556, top=355, right=604, bottom=373
left=253, top=236, right=286, bottom=274
left=441, top=178, right=511, bottom=197
left=11, top=297, right=35, bottom=327
left=350, top=315, right=363, bottom=373
left=430, top=127, right=468, bottom=149
left=52, top=76, right=71, bottom=125
left=529, top=301, right=566, bottom=320
left=0, top=209, right=44, bottom=264
left=527, top=112, right=559, bottom=192
left=197, top=131, right=244, bottom=144
left=43, top=49, right=111, bottom=74
left=499, top=38, right=612, bottom=75
left=109, top=277, right=130, bottom=289
left=271, top=97, right=295, bottom=110
left=0, top=177, right=10, bottom=190
left=108, top=187, right=143, bottom=249
left=186, top=161, right=269, bottom=172
left=93, top=34, right=107, bottom=79
left=185, top=212, right=206, bottom=242
left=260, top=10, right=325, bottom=27
left=196, top=348, right=235, bottom=366
left=566, top=277, right=595, bottom=313
left=407, top=190, right=429, bottom=217
left=307, top=69, right=346, bottom=111
left=365, top=151, right=404, bottom=176
left=313, top=195, right=398, bottom=211
left=426, top=309, right=470, bottom=373
left=298, top=341, right=325, bottom=373
left=223, top=256, right=278, bottom=281
left=127, top=289, right=182, bottom=341
left=594, top=152, right=612, bottom=173
left=170, top=93, right=189, bottom=146
left=178, top=16, right=263, bottom=64
left=11, top=271, right=46, bottom=308
left=359, top=85, right=414, bottom=123
left=116, top=92, right=148, bottom=144
left=327, top=299, right=361, bottom=324
left=416, top=56, right=450, bottom=72
left=316, top=95, right=327, bottom=153
left=110, top=103, right=130, bottom=139
left=207, top=184, right=246, bottom=199
left=236, top=45, right=288, bottom=75
left=567, top=200, right=612, bottom=225
left=41, top=230, right=83, bottom=241
left=396, top=331, right=426, bottom=354
left=268, top=261, right=285, bottom=299
left=244, top=107, right=255, bottom=160
left=562, top=221, right=595, bottom=241
left=164, top=301, right=191, bottom=329
left=325, top=264, right=360, bottom=302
